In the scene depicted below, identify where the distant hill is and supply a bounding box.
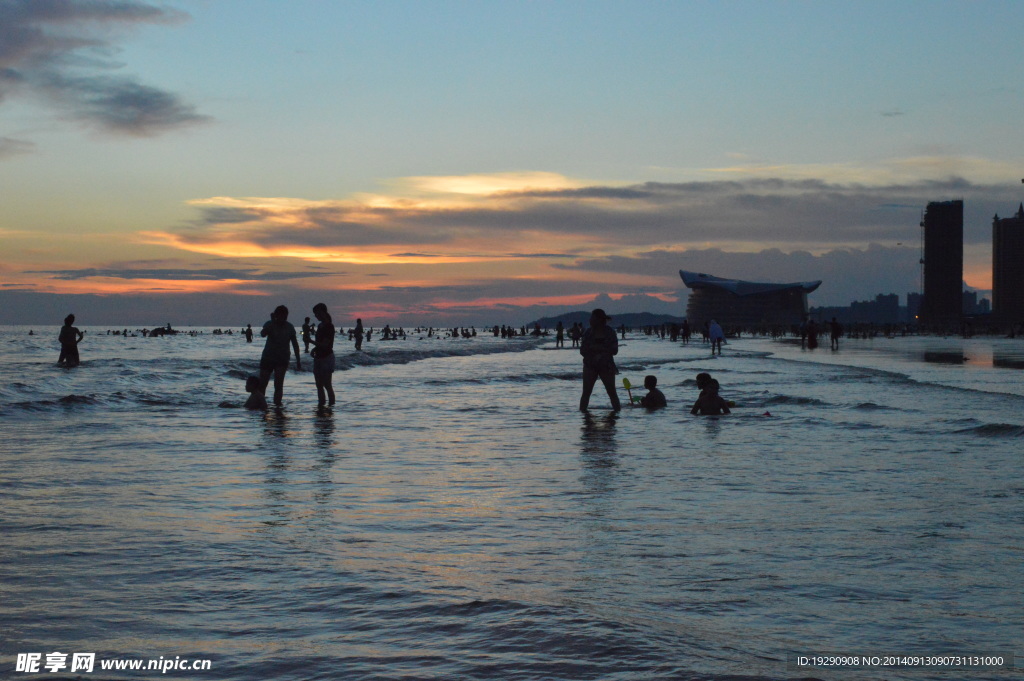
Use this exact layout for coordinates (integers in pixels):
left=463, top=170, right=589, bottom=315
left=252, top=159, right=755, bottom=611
left=530, top=311, right=687, bottom=328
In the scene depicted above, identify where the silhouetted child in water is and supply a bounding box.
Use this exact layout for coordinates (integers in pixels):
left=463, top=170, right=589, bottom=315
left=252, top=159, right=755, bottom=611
left=639, top=375, right=667, bottom=409
left=691, top=372, right=731, bottom=415
left=244, top=374, right=268, bottom=410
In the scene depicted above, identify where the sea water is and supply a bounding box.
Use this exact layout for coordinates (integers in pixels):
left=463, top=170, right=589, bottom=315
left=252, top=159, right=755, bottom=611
left=1, top=326, right=1020, bottom=680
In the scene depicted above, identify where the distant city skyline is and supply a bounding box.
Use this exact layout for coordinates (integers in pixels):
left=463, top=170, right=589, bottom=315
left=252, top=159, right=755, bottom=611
left=3, top=1, right=1024, bottom=325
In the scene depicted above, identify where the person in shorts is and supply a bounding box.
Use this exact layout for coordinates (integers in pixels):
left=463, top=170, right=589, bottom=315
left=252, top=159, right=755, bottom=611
left=311, top=302, right=336, bottom=406
left=259, top=305, right=302, bottom=406
left=579, top=309, right=621, bottom=411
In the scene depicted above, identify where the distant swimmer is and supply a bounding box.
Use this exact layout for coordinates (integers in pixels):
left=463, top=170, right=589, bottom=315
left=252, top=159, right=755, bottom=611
left=638, top=375, right=667, bottom=409
left=57, top=314, right=85, bottom=367
left=258, top=305, right=302, bottom=406
left=579, top=309, right=621, bottom=411
left=691, top=372, right=731, bottom=416
left=244, top=374, right=268, bottom=410
left=311, top=302, right=336, bottom=407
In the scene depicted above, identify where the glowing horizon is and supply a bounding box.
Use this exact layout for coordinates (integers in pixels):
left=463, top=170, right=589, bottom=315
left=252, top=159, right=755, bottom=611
left=1, top=1, right=1020, bottom=324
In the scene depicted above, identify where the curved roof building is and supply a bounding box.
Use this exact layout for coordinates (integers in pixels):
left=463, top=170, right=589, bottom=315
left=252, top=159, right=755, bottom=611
left=680, top=271, right=821, bottom=328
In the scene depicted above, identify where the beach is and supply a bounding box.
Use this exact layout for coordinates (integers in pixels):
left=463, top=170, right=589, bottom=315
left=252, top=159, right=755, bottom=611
left=2, top=327, right=1021, bottom=680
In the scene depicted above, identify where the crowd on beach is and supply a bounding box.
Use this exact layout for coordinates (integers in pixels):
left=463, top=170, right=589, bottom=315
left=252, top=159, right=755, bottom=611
left=51, top=304, right=1022, bottom=416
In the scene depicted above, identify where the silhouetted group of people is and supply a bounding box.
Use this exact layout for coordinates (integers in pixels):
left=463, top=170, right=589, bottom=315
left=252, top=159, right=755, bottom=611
left=56, top=306, right=736, bottom=415
left=245, top=303, right=337, bottom=409
left=576, top=308, right=733, bottom=415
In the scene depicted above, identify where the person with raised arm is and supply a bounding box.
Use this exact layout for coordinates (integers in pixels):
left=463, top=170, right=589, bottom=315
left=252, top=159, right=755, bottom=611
left=57, top=314, right=85, bottom=367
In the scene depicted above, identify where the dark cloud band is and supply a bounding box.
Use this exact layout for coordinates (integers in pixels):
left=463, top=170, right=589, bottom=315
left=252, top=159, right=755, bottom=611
left=0, top=0, right=208, bottom=136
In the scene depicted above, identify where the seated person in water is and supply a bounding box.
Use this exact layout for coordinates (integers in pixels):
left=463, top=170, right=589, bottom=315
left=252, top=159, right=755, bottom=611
left=244, top=374, right=268, bottom=410
left=691, top=372, right=731, bottom=415
left=639, top=374, right=667, bottom=409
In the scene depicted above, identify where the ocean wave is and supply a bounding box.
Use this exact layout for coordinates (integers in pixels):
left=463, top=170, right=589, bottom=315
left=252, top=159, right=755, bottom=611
left=332, top=339, right=543, bottom=371
left=852, top=402, right=896, bottom=411
left=136, top=393, right=197, bottom=407
left=58, top=394, right=99, bottom=405
left=763, top=394, right=831, bottom=406
left=426, top=371, right=581, bottom=386
left=953, top=423, right=1024, bottom=437
left=215, top=340, right=547, bottom=378
left=6, top=394, right=102, bottom=412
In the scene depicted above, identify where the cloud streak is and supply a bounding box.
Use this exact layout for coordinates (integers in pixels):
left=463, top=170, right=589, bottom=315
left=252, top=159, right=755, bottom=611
left=9, top=169, right=1013, bottom=322
left=150, top=174, right=1016, bottom=268
left=0, top=0, right=209, bottom=136
left=0, top=135, right=34, bottom=157
left=31, top=267, right=340, bottom=281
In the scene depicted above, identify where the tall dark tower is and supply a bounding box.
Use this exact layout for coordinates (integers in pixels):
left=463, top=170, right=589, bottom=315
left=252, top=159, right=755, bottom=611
left=919, top=200, right=963, bottom=325
left=992, top=203, right=1024, bottom=323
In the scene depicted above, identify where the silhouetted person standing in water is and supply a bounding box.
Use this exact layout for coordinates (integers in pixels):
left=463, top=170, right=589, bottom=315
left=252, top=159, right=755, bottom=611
left=302, top=317, right=313, bottom=354
left=829, top=317, right=842, bottom=350
left=259, top=305, right=302, bottom=406
left=244, top=324, right=253, bottom=343
left=709, top=319, right=725, bottom=355
left=807, top=319, right=819, bottom=350
left=57, top=314, right=85, bottom=367
left=579, top=308, right=621, bottom=411
left=311, top=303, right=336, bottom=407
left=354, top=318, right=364, bottom=351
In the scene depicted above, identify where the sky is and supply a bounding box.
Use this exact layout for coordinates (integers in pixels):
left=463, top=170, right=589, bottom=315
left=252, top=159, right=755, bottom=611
left=2, top=0, right=1023, bottom=326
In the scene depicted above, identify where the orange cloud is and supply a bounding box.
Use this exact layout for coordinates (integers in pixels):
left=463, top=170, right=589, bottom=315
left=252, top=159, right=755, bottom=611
left=21, top=277, right=268, bottom=296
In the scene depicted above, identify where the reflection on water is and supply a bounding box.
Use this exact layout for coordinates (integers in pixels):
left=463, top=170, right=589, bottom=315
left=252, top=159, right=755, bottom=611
left=313, top=406, right=336, bottom=449
left=922, top=347, right=1024, bottom=369
left=580, top=411, right=618, bottom=459
left=993, top=354, right=1024, bottom=370
left=579, top=412, right=619, bottom=508
left=701, top=415, right=724, bottom=439
left=923, top=351, right=967, bottom=365
left=262, top=406, right=294, bottom=440
left=3, top=328, right=1023, bottom=681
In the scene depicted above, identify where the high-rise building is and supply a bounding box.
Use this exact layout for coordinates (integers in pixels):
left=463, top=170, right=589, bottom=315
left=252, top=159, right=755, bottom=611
left=907, top=292, right=923, bottom=320
left=992, top=203, right=1024, bottom=323
left=962, top=290, right=978, bottom=315
left=919, top=200, right=963, bottom=325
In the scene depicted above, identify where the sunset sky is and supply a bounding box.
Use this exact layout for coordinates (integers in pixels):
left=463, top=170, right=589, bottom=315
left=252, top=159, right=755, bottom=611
left=2, top=0, right=1023, bottom=325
